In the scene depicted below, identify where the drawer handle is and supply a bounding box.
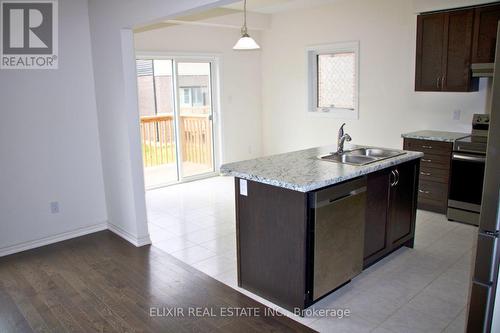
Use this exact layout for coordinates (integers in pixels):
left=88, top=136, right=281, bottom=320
left=422, top=145, right=433, bottom=149
left=422, top=158, right=432, bottom=162
left=420, top=172, right=432, bottom=176
left=419, top=189, right=430, bottom=194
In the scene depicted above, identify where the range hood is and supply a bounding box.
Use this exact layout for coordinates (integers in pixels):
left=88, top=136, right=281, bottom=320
left=471, top=63, right=495, bottom=77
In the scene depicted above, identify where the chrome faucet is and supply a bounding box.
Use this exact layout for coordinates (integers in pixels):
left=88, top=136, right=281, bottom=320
left=337, top=123, right=352, bottom=154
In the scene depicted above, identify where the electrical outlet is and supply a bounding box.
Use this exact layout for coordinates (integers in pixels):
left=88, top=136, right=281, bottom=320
left=452, top=109, right=461, bottom=121
left=50, top=201, right=59, bottom=214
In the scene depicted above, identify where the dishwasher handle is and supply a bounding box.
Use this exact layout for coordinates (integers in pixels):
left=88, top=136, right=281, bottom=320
left=315, top=187, right=367, bottom=208
left=312, top=177, right=367, bottom=209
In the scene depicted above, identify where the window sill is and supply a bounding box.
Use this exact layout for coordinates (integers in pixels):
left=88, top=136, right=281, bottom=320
left=306, top=109, right=359, bottom=120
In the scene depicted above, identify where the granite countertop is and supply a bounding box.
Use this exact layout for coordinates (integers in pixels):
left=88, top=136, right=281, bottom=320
left=220, top=145, right=423, bottom=192
left=401, top=130, right=469, bottom=142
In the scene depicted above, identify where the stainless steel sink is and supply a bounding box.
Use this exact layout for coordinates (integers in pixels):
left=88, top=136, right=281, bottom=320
left=319, top=153, right=378, bottom=165
left=318, top=147, right=406, bottom=166
left=346, top=148, right=405, bottom=159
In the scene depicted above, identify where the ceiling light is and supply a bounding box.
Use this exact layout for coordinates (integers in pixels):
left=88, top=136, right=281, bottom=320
left=233, top=0, right=260, bottom=50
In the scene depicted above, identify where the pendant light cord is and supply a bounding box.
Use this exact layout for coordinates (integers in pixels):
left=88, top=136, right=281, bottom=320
left=242, top=0, right=248, bottom=35
left=233, top=0, right=260, bottom=49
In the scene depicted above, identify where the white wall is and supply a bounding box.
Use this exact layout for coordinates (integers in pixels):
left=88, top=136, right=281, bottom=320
left=260, top=0, right=490, bottom=155
left=134, top=25, right=263, bottom=163
left=87, top=0, right=237, bottom=245
left=0, top=0, right=107, bottom=255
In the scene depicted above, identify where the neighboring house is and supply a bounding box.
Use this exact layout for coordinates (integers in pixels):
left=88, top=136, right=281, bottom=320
left=136, top=60, right=209, bottom=117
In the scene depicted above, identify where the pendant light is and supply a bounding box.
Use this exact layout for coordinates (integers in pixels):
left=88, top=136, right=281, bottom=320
left=233, top=0, right=260, bottom=50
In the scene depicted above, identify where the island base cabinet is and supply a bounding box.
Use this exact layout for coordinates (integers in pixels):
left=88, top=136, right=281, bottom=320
left=364, top=170, right=391, bottom=266
left=364, top=159, right=420, bottom=268
left=234, top=159, right=420, bottom=312
left=389, top=160, right=419, bottom=247
left=235, top=178, right=309, bottom=312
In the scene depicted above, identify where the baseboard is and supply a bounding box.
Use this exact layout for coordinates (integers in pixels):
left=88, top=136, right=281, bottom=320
left=0, top=222, right=107, bottom=257
left=107, top=223, right=151, bottom=247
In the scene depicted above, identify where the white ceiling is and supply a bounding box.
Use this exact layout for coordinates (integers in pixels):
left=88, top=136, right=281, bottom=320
left=223, top=0, right=342, bottom=14
left=135, top=0, right=341, bottom=33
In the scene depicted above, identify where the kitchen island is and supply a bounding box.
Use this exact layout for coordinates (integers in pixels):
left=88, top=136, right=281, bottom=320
left=221, top=145, right=423, bottom=312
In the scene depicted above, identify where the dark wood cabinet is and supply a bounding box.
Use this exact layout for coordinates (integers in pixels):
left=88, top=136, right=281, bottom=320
left=388, top=161, right=419, bottom=246
left=235, top=179, right=308, bottom=311
left=416, top=13, right=446, bottom=91
left=472, top=4, right=500, bottom=63
left=442, top=10, right=476, bottom=91
left=416, top=9, right=478, bottom=92
left=364, top=160, right=419, bottom=267
left=404, top=138, right=453, bottom=213
left=364, top=170, right=390, bottom=264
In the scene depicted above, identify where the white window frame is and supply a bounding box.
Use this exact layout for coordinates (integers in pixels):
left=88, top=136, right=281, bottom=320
left=306, top=41, right=359, bottom=119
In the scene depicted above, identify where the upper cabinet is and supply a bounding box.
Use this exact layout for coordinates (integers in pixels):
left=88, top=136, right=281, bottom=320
left=415, top=13, right=447, bottom=92
left=443, top=10, right=476, bottom=91
left=415, top=2, right=500, bottom=92
left=416, top=9, right=477, bottom=92
left=472, top=4, right=500, bottom=63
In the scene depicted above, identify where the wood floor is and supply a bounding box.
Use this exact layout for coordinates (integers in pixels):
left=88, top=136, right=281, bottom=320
left=0, top=231, right=313, bottom=333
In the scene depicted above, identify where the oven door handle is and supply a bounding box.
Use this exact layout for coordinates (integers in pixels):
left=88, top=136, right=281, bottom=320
left=452, top=153, right=486, bottom=163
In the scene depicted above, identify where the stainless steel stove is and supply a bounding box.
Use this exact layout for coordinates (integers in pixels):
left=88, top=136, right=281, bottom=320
left=447, top=114, right=489, bottom=225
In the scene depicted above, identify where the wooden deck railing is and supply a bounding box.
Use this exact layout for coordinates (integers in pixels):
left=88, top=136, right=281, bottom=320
left=139, top=114, right=212, bottom=168
left=140, top=115, right=176, bottom=167
left=179, top=114, right=213, bottom=166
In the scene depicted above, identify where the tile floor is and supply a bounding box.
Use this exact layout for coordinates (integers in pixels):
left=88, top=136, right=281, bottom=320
left=146, top=176, right=477, bottom=333
left=144, top=162, right=213, bottom=189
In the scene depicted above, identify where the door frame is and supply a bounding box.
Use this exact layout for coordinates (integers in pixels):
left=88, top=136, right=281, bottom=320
left=136, top=51, right=223, bottom=189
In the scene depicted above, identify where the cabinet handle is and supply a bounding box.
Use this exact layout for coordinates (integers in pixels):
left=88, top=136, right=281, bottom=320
left=390, top=170, right=400, bottom=187
left=419, top=189, right=430, bottom=194
left=421, top=145, right=433, bottom=149
left=390, top=170, right=397, bottom=187
left=436, top=76, right=443, bottom=89
left=422, top=158, right=432, bottom=162
left=420, top=172, right=432, bottom=176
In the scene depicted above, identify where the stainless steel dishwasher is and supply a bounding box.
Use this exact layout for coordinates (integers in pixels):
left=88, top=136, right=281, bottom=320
left=311, top=176, right=367, bottom=300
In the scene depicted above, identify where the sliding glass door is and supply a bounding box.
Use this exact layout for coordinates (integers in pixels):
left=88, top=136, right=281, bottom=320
left=136, top=57, right=217, bottom=189
left=175, top=61, right=215, bottom=178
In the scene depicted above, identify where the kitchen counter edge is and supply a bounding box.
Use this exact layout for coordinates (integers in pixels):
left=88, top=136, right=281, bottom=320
left=220, top=150, right=424, bottom=193
left=401, top=130, right=469, bottom=142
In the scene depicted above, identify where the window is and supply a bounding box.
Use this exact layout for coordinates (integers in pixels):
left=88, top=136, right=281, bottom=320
left=192, top=87, right=206, bottom=106
left=180, top=86, right=207, bottom=107
left=181, top=88, right=192, bottom=106
left=307, top=41, right=359, bottom=119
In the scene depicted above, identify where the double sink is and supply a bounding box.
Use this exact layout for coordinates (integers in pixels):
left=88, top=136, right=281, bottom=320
left=319, top=148, right=406, bottom=166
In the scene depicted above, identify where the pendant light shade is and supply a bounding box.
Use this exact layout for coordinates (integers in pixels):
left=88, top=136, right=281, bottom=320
left=233, top=0, right=260, bottom=50
left=233, top=34, right=260, bottom=50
